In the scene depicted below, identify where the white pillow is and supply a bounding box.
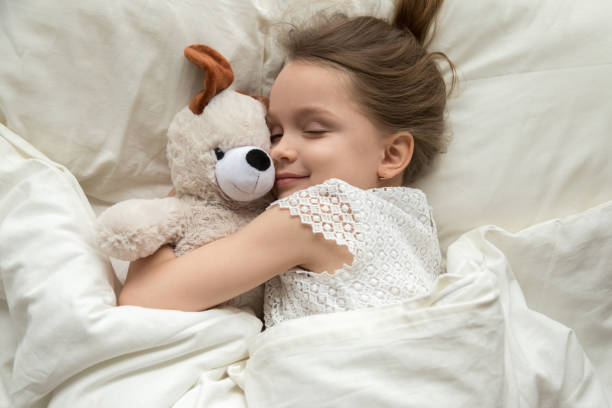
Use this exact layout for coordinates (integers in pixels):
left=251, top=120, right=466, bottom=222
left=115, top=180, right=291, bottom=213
left=256, top=0, right=612, bottom=253
left=0, top=1, right=267, bottom=204
left=416, top=0, right=612, bottom=251
left=3, top=0, right=611, bottom=249
left=0, top=0, right=398, bottom=207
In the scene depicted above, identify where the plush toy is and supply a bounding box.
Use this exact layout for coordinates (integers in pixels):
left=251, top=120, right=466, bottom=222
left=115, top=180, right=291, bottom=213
left=96, top=45, right=275, bottom=313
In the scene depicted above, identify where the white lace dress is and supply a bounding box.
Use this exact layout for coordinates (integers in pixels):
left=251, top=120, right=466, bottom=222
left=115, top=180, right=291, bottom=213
left=263, top=178, right=442, bottom=328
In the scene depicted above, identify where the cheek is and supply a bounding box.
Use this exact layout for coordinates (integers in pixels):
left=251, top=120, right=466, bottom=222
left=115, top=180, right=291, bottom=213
left=349, top=136, right=383, bottom=166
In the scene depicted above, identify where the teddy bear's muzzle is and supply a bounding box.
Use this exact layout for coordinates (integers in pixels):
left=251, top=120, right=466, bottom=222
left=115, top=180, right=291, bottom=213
left=215, top=146, right=275, bottom=202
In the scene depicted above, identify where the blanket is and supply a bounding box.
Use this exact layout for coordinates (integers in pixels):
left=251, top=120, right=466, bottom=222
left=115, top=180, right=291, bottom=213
left=244, top=224, right=610, bottom=407
left=0, top=125, right=610, bottom=407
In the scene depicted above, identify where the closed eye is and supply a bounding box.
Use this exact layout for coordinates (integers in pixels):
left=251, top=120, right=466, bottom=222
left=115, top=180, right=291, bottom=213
left=270, top=134, right=283, bottom=143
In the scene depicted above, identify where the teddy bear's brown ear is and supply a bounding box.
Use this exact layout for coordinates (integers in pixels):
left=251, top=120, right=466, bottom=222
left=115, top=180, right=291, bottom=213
left=235, top=90, right=270, bottom=111
left=184, top=45, right=234, bottom=115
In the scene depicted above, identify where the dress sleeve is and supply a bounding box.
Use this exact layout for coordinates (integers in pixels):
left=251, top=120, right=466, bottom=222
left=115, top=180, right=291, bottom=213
left=268, top=179, right=364, bottom=256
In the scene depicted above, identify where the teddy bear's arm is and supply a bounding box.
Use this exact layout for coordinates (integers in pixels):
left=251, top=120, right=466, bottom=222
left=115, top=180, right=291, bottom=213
left=95, top=197, right=186, bottom=261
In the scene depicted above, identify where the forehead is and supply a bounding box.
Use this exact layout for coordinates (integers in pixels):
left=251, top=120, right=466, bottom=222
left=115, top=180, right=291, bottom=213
left=268, top=61, right=353, bottom=112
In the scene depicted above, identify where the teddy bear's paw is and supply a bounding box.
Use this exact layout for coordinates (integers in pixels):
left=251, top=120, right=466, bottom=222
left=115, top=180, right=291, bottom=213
left=95, top=222, right=168, bottom=261
left=95, top=198, right=184, bottom=261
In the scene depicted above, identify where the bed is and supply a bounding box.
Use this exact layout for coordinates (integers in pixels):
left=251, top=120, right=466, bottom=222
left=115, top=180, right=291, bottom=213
left=1, top=0, right=611, bottom=406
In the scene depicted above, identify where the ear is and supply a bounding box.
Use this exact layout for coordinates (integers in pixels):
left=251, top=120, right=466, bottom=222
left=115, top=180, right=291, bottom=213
left=377, top=131, right=414, bottom=180
left=184, top=45, right=234, bottom=115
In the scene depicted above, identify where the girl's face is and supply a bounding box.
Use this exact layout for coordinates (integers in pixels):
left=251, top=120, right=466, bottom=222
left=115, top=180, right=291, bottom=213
left=267, top=61, right=388, bottom=199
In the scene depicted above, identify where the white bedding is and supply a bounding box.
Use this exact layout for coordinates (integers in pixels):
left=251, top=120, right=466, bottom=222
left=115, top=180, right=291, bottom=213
left=1, top=125, right=610, bottom=407
left=1, top=0, right=612, bottom=406
left=2, top=0, right=611, bottom=236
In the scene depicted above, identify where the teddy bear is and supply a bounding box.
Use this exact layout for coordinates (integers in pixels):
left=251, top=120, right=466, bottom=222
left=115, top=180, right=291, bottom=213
left=95, top=44, right=275, bottom=314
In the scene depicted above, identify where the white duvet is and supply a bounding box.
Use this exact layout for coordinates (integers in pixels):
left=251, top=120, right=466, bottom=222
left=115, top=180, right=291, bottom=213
left=1, top=126, right=610, bottom=407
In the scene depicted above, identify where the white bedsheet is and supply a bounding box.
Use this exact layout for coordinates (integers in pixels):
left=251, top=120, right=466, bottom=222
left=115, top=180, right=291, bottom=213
left=1, top=126, right=610, bottom=407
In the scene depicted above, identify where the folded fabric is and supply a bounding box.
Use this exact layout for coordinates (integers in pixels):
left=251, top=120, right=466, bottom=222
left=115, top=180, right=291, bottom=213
left=243, top=226, right=610, bottom=407
left=0, top=125, right=262, bottom=408
left=1, top=125, right=610, bottom=406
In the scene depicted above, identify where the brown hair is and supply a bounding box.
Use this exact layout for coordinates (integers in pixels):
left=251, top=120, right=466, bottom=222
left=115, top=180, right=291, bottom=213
left=279, top=0, right=456, bottom=184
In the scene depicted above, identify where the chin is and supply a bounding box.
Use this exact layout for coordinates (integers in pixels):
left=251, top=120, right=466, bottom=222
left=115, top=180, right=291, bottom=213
left=274, top=178, right=311, bottom=199
left=274, top=187, right=296, bottom=199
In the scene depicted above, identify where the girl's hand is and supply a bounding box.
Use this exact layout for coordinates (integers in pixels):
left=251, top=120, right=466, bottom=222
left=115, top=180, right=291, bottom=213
left=126, top=245, right=177, bottom=286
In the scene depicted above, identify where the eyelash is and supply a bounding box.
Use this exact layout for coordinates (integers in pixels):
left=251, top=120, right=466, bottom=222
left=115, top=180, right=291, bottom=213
left=270, top=130, right=326, bottom=143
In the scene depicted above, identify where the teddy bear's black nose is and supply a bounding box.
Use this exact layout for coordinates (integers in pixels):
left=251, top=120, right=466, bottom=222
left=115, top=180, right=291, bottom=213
left=246, top=149, right=271, bottom=171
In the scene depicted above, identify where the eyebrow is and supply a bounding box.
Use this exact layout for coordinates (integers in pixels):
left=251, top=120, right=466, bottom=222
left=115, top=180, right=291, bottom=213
left=266, top=106, right=339, bottom=124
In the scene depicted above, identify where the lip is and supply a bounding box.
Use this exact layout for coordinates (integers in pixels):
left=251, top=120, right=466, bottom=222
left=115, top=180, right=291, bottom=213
left=275, top=173, right=308, bottom=187
left=276, top=173, right=306, bottom=180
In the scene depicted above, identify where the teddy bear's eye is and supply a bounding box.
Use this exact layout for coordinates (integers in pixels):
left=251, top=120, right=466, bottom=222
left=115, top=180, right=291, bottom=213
left=214, top=148, right=225, bottom=160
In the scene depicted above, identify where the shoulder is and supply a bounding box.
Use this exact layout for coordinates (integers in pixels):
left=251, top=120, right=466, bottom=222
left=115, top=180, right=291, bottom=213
left=369, top=185, right=430, bottom=210
left=367, top=185, right=437, bottom=235
left=265, top=184, right=356, bottom=274
left=264, top=179, right=364, bottom=253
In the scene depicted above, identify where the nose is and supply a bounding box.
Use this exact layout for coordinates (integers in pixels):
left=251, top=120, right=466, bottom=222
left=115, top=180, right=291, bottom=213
left=270, top=137, right=297, bottom=163
left=246, top=149, right=271, bottom=171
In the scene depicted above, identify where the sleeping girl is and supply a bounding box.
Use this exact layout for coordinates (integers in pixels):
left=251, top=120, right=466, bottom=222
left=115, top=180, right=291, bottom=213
left=119, top=0, right=457, bottom=329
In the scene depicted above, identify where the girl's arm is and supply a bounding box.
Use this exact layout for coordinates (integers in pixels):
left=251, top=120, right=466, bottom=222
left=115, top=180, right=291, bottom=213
left=118, top=206, right=352, bottom=311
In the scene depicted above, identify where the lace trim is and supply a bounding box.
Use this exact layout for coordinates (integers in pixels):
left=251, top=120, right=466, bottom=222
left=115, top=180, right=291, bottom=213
left=270, top=180, right=364, bottom=259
